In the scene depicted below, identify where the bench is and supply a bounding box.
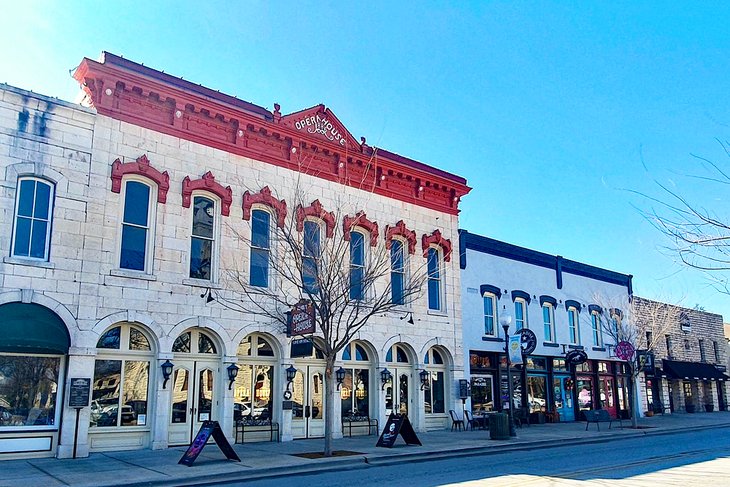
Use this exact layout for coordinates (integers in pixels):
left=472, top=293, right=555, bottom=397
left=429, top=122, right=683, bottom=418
left=235, top=417, right=280, bottom=443
left=341, top=414, right=378, bottom=437
left=584, top=409, right=621, bottom=431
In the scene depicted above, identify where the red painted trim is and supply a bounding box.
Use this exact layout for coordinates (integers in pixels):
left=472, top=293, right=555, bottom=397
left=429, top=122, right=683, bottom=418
left=343, top=212, right=379, bottom=246
left=242, top=186, right=287, bottom=228
left=182, top=171, right=233, bottom=216
left=110, top=154, right=169, bottom=203
left=385, top=220, right=416, bottom=255
left=74, top=55, right=471, bottom=216
left=422, top=229, right=452, bottom=262
left=296, top=200, right=335, bottom=238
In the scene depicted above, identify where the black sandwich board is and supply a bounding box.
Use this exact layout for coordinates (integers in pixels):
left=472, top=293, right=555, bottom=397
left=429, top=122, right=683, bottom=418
left=376, top=414, right=422, bottom=448
left=178, top=420, right=241, bottom=466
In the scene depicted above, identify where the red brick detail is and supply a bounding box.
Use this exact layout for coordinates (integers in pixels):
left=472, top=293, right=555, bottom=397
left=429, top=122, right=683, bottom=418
left=343, top=212, right=379, bottom=246
left=422, top=229, right=452, bottom=262
left=385, top=220, right=416, bottom=255
left=296, top=200, right=335, bottom=238
left=110, top=154, right=169, bottom=203
left=242, top=186, right=287, bottom=229
left=181, top=171, right=233, bottom=216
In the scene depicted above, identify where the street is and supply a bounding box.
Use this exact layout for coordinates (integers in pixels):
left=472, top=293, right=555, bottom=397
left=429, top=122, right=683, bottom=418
left=228, top=428, right=730, bottom=486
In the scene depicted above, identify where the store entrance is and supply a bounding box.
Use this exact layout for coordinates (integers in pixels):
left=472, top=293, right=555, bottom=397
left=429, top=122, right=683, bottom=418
left=291, top=365, right=325, bottom=439
left=168, top=361, right=217, bottom=445
left=553, top=376, right=574, bottom=421
left=599, top=377, right=617, bottom=418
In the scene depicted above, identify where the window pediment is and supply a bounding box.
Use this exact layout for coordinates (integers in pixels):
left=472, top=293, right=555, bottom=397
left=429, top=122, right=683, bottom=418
left=242, top=186, right=287, bottom=228
left=343, top=211, right=379, bottom=246
left=385, top=220, right=416, bottom=254
left=111, top=154, right=169, bottom=203
left=296, top=199, right=335, bottom=237
left=421, top=229, right=452, bottom=262
left=182, top=171, right=232, bottom=216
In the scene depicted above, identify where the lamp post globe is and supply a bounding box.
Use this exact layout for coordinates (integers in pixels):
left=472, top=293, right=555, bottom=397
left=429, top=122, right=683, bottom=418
left=500, top=312, right=517, bottom=437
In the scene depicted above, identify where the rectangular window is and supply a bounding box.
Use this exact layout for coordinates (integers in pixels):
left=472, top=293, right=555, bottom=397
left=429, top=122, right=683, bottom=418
left=591, top=312, right=602, bottom=347
left=91, top=359, right=150, bottom=428
left=390, top=240, right=405, bottom=305
left=232, top=364, right=273, bottom=421
left=349, top=231, right=365, bottom=300
left=568, top=308, right=580, bottom=344
left=0, top=355, right=60, bottom=428
left=12, top=177, right=54, bottom=260
left=302, top=221, right=320, bottom=293
left=190, top=196, right=215, bottom=280
left=423, top=371, right=445, bottom=414
left=665, top=335, right=673, bottom=359
left=714, top=341, right=720, bottom=363
left=250, top=210, right=271, bottom=287
left=542, top=304, right=554, bottom=342
left=484, top=294, right=496, bottom=336
left=515, top=300, right=527, bottom=330
left=120, top=181, right=151, bottom=271
left=699, top=340, right=706, bottom=362
left=427, top=248, right=442, bottom=311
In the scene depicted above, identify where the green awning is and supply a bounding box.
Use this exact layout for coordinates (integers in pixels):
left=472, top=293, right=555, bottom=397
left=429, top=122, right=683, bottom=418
left=0, top=303, right=70, bottom=354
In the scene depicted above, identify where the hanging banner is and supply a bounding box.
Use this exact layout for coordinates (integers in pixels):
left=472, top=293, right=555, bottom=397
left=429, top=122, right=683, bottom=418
left=508, top=335, right=523, bottom=365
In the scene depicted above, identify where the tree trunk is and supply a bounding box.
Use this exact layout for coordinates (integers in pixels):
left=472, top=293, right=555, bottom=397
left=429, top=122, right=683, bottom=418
left=323, top=356, right=336, bottom=457
left=628, top=373, right=638, bottom=428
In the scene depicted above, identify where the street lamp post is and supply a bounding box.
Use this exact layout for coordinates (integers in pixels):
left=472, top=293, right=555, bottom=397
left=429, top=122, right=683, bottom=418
left=501, top=314, right=517, bottom=437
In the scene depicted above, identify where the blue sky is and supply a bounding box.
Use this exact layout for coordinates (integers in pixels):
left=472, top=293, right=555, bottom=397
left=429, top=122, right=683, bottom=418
left=2, top=1, right=729, bottom=320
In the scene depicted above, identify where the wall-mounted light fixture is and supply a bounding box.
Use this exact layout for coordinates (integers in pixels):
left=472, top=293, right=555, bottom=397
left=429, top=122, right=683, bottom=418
left=227, top=363, right=239, bottom=390
left=380, top=368, right=393, bottom=390
left=161, top=360, right=174, bottom=389
left=419, top=369, right=430, bottom=390
left=336, top=367, right=347, bottom=390
left=200, top=288, right=215, bottom=303
left=400, top=312, right=414, bottom=325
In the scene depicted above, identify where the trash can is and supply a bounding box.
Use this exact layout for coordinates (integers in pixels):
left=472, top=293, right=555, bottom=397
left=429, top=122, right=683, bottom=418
left=489, top=412, right=509, bottom=440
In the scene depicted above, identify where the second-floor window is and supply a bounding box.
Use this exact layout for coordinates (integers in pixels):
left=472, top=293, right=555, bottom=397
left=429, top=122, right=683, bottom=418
left=665, top=335, right=673, bottom=358
left=542, top=304, right=555, bottom=342
left=568, top=307, right=580, bottom=344
left=302, top=220, right=321, bottom=294
left=390, top=240, right=405, bottom=305
left=250, top=209, right=271, bottom=287
left=714, top=341, right=720, bottom=362
left=591, top=311, right=602, bottom=347
left=189, top=196, right=215, bottom=280
left=515, top=299, right=527, bottom=330
left=349, top=231, right=365, bottom=300
left=484, top=293, right=497, bottom=336
left=120, top=180, right=154, bottom=272
left=12, top=177, right=54, bottom=260
left=427, top=247, right=442, bottom=311
left=699, top=339, right=706, bottom=362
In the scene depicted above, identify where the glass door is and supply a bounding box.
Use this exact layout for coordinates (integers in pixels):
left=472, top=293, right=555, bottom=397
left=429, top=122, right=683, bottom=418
left=168, top=362, right=217, bottom=445
left=553, top=376, right=574, bottom=422
left=600, top=377, right=617, bottom=417
left=291, top=365, right=325, bottom=438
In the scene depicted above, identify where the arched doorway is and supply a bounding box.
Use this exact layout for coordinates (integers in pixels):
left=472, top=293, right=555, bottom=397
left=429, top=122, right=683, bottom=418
left=233, top=333, right=278, bottom=423
left=340, top=341, right=375, bottom=421
left=423, top=346, right=449, bottom=430
left=168, top=328, right=221, bottom=445
left=385, top=343, right=415, bottom=417
left=291, top=339, right=325, bottom=439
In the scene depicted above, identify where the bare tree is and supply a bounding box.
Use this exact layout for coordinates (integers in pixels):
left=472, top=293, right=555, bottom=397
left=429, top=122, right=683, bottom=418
left=642, top=139, right=730, bottom=294
left=214, top=161, right=427, bottom=456
left=591, top=294, right=681, bottom=428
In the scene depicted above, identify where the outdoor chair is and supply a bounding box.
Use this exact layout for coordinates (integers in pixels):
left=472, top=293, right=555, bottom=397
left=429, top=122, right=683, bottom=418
left=449, top=409, right=464, bottom=431
left=463, top=410, right=481, bottom=430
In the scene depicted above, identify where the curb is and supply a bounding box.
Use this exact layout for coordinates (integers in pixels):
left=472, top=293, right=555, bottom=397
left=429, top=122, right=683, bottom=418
left=111, top=422, right=730, bottom=487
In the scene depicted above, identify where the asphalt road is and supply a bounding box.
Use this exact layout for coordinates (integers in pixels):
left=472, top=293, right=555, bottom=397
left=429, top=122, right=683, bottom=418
left=227, top=427, right=730, bottom=486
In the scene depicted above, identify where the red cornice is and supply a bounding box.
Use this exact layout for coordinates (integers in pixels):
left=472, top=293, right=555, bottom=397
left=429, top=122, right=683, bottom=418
left=110, top=154, right=169, bottom=203
left=74, top=54, right=471, bottom=215
left=343, top=212, right=379, bottom=246
left=296, top=200, right=335, bottom=238
left=242, top=186, right=287, bottom=228
left=385, top=220, right=416, bottom=255
left=422, top=229, right=452, bottom=262
left=182, top=171, right=232, bottom=216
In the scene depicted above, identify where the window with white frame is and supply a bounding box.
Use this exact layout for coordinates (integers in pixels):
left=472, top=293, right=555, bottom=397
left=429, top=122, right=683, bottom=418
left=189, top=196, right=216, bottom=280
left=119, top=180, right=155, bottom=272
left=12, top=177, right=54, bottom=260
left=591, top=311, right=602, bottom=347
left=483, top=293, right=497, bottom=336
left=390, top=239, right=406, bottom=305
left=302, top=220, right=321, bottom=294
left=349, top=231, right=366, bottom=300
left=250, top=209, right=271, bottom=287
left=542, top=303, right=555, bottom=342
left=568, top=307, right=580, bottom=344
left=423, top=347, right=446, bottom=414
left=515, top=299, right=528, bottom=330
left=426, top=247, right=442, bottom=311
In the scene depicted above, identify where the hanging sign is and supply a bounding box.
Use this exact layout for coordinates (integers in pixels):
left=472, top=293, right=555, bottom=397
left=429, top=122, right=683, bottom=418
left=565, top=350, right=588, bottom=366
left=636, top=350, right=655, bottom=373
left=508, top=335, right=523, bottom=365
left=519, top=329, right=537, bottom=355
left=290, top=338, right=314, bottom=358
left=287, top=300, right=316, bottom=337
left=615, top=341, right=635, bottom=361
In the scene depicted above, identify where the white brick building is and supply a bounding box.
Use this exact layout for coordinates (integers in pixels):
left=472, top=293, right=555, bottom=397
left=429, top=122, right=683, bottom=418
left=0, top=52, right=470, bottom=459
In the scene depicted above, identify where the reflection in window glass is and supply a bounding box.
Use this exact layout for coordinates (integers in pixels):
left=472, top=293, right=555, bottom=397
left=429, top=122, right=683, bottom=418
left=232, top=365, right=273, bottom=421
left=172, top=332, right=191, bottom=353
left=349, top=231, right=365, bottom=300
left=171, top=368, right=189, bottom=424
left=91, top=360, right=122, bottom=427
left=120, top=181, right=150, bottom=271
left=577, top=379, right=593, bottom=410
left=390, top=240, right=405, bottom=305
left=250, top=210, right=271, bottom=287
left=470, top=376, right=494, bottom=413
left=427, top=248, right=441, bottom=310
left=122, top=361, right=149, bottom=426
left=527, top=375, right=547, bottom=413
left=198, top=333, right=217, bottom=354
left=97, top=326, right=121, bottom=349
left=423, top=371, right=445, bottom=414
left=0, top=355, right=60, bottom=427
left=198, top=369, right=214, bottom=421
left=129, top=328, right=151, bottom=351
left=13, top=178, right=54, bottom=259
left=302, top=221, right=320, bottom=293
left=190, top=196, right=214, bottom=280
left=257, top=337, right=274, bottom=357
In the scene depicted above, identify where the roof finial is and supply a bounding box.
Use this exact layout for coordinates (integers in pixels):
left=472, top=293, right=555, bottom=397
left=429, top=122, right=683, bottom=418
left=273, top=103, right=281, bottom=123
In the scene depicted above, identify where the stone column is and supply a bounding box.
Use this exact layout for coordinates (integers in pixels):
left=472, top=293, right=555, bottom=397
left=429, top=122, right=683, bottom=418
left=151, top=353, right=173, bottom=450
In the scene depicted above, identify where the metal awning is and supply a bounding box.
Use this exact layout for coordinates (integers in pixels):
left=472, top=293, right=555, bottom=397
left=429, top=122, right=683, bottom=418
left=662, top=359, right=730, bottom=381
left=0, top=302, right=70, bottom=354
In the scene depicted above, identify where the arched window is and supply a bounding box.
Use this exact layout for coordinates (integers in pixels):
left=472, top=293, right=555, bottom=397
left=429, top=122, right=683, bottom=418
left=423, top=347, right=446, bottom=414
left=12, top=177, right=54, bottom=260
left=233, top=334, right=276, bottom=421
left=119, top=180, right=155, bottom=272
left=349, top=230, right=366, bottom=300
left=172, top=330, right=218, bottom=354
left=390, top=239, right=406, bottom=305
left=189, top=196, right=217, bottom=280
left=91, top=323, right=154, bottom=428
left=386, top=344, right=410, bottom=363
left=250, top=209, right=272, bottom=287
left=302, top=220, right=321, bottom=293
left=341, top=342, right=372, bottom=418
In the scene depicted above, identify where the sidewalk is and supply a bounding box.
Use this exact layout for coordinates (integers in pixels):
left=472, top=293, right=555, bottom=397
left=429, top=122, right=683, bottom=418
left=4, top=412, right=730, bottom=487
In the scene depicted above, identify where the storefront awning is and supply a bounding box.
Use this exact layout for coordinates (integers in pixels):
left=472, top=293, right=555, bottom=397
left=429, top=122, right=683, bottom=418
left=662, top=359, right=730, bottom=381
left=0, top=303, right=70, bottom=354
